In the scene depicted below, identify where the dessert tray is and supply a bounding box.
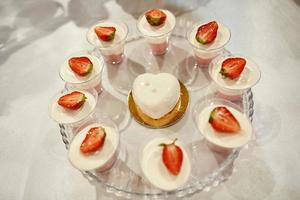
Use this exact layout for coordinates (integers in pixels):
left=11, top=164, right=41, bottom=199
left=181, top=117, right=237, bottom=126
left=59, top=34, right=254, bottom=199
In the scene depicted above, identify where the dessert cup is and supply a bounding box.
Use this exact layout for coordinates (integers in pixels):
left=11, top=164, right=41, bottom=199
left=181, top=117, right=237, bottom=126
left=208, top=54, right=261, bottom=100
left=137, top=9, right=176, bottom=56
left=193, top=98, right=253, bottom=153
left=139, top=137, right=191, bottom=191
left=59, top=51, right=104, bottom=94
left=186, top=21, right=231, bottom=67
left=87, top=20, right=128, bottom=64
left=68, top=116, right=120, bottom=173
left=49, top=88, right=98, bottom=128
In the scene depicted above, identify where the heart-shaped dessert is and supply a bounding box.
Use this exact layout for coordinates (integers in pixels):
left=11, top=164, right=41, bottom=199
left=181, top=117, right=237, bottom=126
left=132, top=73, right=180, bottom=119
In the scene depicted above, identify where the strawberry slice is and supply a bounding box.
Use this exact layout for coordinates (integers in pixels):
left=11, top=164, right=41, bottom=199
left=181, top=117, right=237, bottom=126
left=57, top=91, right=86, bottom=110
left=145, top=9, right=167, bottom=26
left=195, top=21, right=218, bottom=44
left=209, top=106, right=241, bottom=133
left=68, top=57, right=93, bottom=76
left=160, top=138, right=183, bottom=176
left=80, top=127, right=106, bottom=154
left=94, top=26, right=116, bottom=41
left=220, top=57, right=246, bottom=80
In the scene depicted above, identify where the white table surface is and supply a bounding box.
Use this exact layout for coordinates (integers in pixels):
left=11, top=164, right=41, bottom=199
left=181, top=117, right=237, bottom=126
left=1, top=0, right=300, bottom=199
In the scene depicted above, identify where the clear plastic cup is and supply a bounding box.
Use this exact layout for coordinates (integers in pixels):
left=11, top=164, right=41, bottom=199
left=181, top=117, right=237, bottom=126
left=86, top=20, right=128, bottom=64
left=59, top=51, right=104, bottom=94
left=208, top=54, right=261, bottom=99
left=138, top=136, right=191, bottom=191
left=49, top=88, right=98, bottom=128
left=68, top=116, right=120, bottom=173
left=137, top=9, right=176, bottom=56
left=193, top=98, right=253, bottom=154
left=186, top=21, right=231, bottom=67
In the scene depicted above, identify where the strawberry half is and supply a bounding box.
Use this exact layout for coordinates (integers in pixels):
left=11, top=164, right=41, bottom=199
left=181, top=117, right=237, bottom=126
left=94, top=26, right=116, bottom=41
left=145, top=9, right=167, bottom=26
left=209, top=106, right=241, bottom=133
left=80, top=127, right=106, bottom=154
left=220, top=57, right=246, bottom=80
left=160, top=138, right=183, bottom=176
left=57, top=91, right=86, bottom=110
left=195, top=21, right=218, bottom=44
left=68, top=57, right=93, bottom=76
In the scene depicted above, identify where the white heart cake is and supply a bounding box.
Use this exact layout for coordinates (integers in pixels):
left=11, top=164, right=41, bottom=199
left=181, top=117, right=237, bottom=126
left=132, top=73, right=180, bottom=119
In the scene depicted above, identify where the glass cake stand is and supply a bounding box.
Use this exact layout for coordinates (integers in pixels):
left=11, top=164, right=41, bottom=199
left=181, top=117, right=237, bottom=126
left=59, top=34, right=255, bottom=199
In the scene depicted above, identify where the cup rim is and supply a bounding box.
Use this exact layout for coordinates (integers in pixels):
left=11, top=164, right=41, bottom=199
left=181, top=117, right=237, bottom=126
left=136, top=9, right=176, bottom=38
left=68, top=116, right=120, bottom=171
left=138, top=136, right=191, bottom=191
left=186, top=20, right=231, bottom=52
left=59, top=50, right=104, bottom=84
left=86, top=19, right=129, bottom=49
left=49, top=88, right=98, bottom=125
left=192, top=97, right=253, bottom=149
left=208, top=54, right=262, bottom=91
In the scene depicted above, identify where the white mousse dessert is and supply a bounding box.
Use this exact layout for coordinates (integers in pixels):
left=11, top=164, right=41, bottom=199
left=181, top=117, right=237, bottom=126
left=187, top=21, right=230, bottom=65
left=210, top=56, right=261, bottom=91
left=140, top=137, right=191, bottom=191
left=197, top=105, right=252, bottom=148
left=60, top=54, right=103, bottom=84
left=137, top=9, right=176, bottom=55
left=188, top=22, right=230, bottom=51
left=50, top=90, right=97, bottom=124
left=87, top=20, right=128, bottom=58
left=137, top=9, right=176, bottom=38
left=60, top=53, right=103, bottom=93
left=132, top=73, right=180, bottom=119
left=68, top=122, right=119, bottom=171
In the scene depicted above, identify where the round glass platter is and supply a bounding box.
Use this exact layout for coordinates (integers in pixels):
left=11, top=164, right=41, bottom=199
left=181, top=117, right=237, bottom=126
left=59, top=34, right=255, bottom=199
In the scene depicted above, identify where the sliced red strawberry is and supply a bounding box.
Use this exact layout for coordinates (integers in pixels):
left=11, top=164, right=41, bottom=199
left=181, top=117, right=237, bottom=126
left=209, top=106, right=241, bottom=133
left=160, top=138, right=183, bottom=176
left=68, top=57, right=93, bottom=76
left=195, top=21, right=218, bottom=44
left=145, top=9, right=167, bottom=26
left=94, top=26, right=116, bottom=41
left=57, top=91, right=86, bottom=110
left=80, top=127, right=106, bottom=154
left=220, top=57, right=246, bottom=80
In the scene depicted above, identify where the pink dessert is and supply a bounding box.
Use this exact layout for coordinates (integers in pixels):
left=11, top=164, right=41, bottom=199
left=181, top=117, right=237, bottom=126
left=195, top=56, right=214, bottom=66
left=150, top=42, right=169, bottom=55
left=105, top=53, right=123, bottom=64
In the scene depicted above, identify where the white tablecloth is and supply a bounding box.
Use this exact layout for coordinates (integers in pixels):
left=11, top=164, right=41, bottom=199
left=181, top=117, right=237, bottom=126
left=0, top=0, right=299, bottom=199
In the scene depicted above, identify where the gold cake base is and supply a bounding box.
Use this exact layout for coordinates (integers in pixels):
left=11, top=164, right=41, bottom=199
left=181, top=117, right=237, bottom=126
left=128, top=81, right=189, bottom=128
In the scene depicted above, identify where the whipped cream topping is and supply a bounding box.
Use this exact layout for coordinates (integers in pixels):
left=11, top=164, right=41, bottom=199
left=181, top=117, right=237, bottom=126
left=140, top=137, right=191, bottom=191
left=50, top=90, right=96, bottom=124
left=197, top=105, right=252, bottom=148
left=211, top=56, right=261, bottom=90
left=87, top=21, right=128, bottom=48
left=137, top=9, right=176, bottom=37
left=132, top=73, right=180, bottom=119
left=60, top=54, right=103, bottom=84
left=68, top=123, right=119, bottom=171
left=188, top=22, right=230, bottom=51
